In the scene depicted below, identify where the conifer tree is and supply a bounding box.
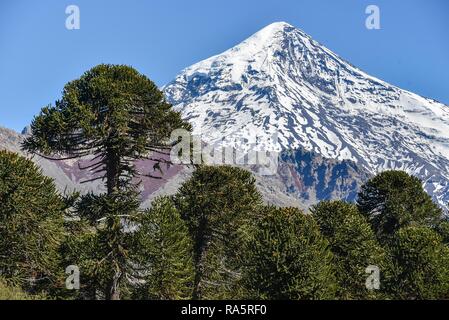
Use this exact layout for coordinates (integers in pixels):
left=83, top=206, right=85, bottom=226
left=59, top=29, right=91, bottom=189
left=61, top=217, right=102, bottom=300
left=386, top=226, right=449, bottom=299
left=311, top=201, right=387, bottom=299
left=173, top=165, right=263, bottom=299
left=357, top=170, right=442, bottom=243
left=23, top=64, right=190, bottom=299
left=132, top=197, right=194, bottom=300
left=0, top=151, right=65, bottom=294
left=436, top=218, right=449, bottom=245
left=241, top=206, right=337, bottom=300
left=65, top=189, right=141, bottom=299
left=0, top=278, right=39, bottom=300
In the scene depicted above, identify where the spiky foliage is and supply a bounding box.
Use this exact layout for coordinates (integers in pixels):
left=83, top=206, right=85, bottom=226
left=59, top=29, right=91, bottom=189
left=132, top=197, right=194, bottom=300
left=61, top=218, right=101, bottom=300
left=22, top=64, right=190, bottom=299
left=357, top=170, right=442, bottom=243
left=240, top=206, right=337, bottom=300
left=23, top=64, right=190, bottom=190
left=0, top=151, right=65, bottom=293
left=386, top=226, right=449, bottom=299
left=64, top=189, right=141, bottom=300
left=311, top=201, right=388, bottom=299
left=173, top=165, right=263, bottom=299
left=0, top=278, right=42, bottom=300
left=435, top=218, right=449, bottom=245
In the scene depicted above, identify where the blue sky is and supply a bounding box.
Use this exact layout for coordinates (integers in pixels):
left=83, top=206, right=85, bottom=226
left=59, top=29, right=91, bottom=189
left=0, top=0, right=448, bottom=131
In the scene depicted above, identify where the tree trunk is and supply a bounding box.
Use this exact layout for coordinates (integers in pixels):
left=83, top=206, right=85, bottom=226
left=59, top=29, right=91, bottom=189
left=106, top=275, right=121, bottom=300
left=105, top=147, right=122, bottom=300
left=106, top=148, right=121, bottom=195
left=192, top=218, right=208, bottom=300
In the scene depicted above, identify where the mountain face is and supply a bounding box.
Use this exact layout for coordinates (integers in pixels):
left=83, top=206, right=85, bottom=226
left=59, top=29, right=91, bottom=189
left=277, top=148, right=371, bottom=207
left=0, top=127, right=305, bottom=208
left=2, top=22, right=448, bottom=209
left=164, top=21, right=449, bottom=208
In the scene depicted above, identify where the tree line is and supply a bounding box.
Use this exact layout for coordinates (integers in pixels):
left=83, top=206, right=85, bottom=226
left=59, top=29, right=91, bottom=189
left=1, top=64, right=448, bottom=300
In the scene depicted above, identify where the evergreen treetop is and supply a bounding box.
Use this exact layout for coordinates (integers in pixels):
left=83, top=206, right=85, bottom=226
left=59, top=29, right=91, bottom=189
left=23, top=64, right=190, bottom=192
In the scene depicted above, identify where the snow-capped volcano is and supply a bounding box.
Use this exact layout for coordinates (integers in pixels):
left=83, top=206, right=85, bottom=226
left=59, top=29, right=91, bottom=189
left=164, top=21, right=449, bottom=207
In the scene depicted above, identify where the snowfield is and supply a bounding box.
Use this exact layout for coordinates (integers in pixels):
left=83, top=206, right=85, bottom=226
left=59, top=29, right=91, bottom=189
left=164, top=22, right=449, bottom=208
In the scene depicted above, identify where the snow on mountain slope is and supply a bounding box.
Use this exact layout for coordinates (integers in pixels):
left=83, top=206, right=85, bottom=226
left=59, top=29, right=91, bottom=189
left=0, top=127, right=306, bottom=208
left=164, top=21, right=449, bottom=207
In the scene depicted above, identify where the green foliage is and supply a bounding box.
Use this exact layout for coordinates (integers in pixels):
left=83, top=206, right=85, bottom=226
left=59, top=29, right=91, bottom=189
left=435, top=218, right=449, bottom=245
left=22, top=64, right=191, bottom=299
left=7, top=71, right=449, bottom=301
left=61, top=218, right=102, bottom=300
left=23, top=64, right=189, bottom=190
left=0, top=151, right=65, bottom=293
left=311, top=201, right=387, bottom=299
left=357, top=170, right=442, bottom=243
left=67, top=189, right=141, bottom=299
left=132, top=197, right=194, bottom=300
left=241, top=206, right=337, bottom=300
left=386, top=226, right=449, bottom=299
left=0, top=278, right=41, bottom=300
left=173, top=165, right=263, bottom=299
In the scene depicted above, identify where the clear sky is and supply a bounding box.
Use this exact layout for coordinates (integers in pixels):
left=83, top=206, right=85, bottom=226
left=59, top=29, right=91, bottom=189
left=1, top=0, right=448, bottom=131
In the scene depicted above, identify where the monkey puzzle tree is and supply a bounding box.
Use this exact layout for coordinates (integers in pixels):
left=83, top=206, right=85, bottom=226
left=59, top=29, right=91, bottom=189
left=240, top=206, right=337, bottom=300
left=173, top=165, right=263, bottom=299
left=132, top=197, right=194, bottom=300
left=435, top=218, right=449, bottom=245
left=0, top=151, right=65, bottom=294
left=23, top=64, right=190, bottom=190
left=23, top=64, right=190, bottom=299
left=0, top=278, right=38, bottom=300
left=311, top=201, right=387, bottom=299
left=61, top=189, right=142, bottom=300
left=386, top=226, right=449, bottom=299
left=357, top=170, right=442, bottom=243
